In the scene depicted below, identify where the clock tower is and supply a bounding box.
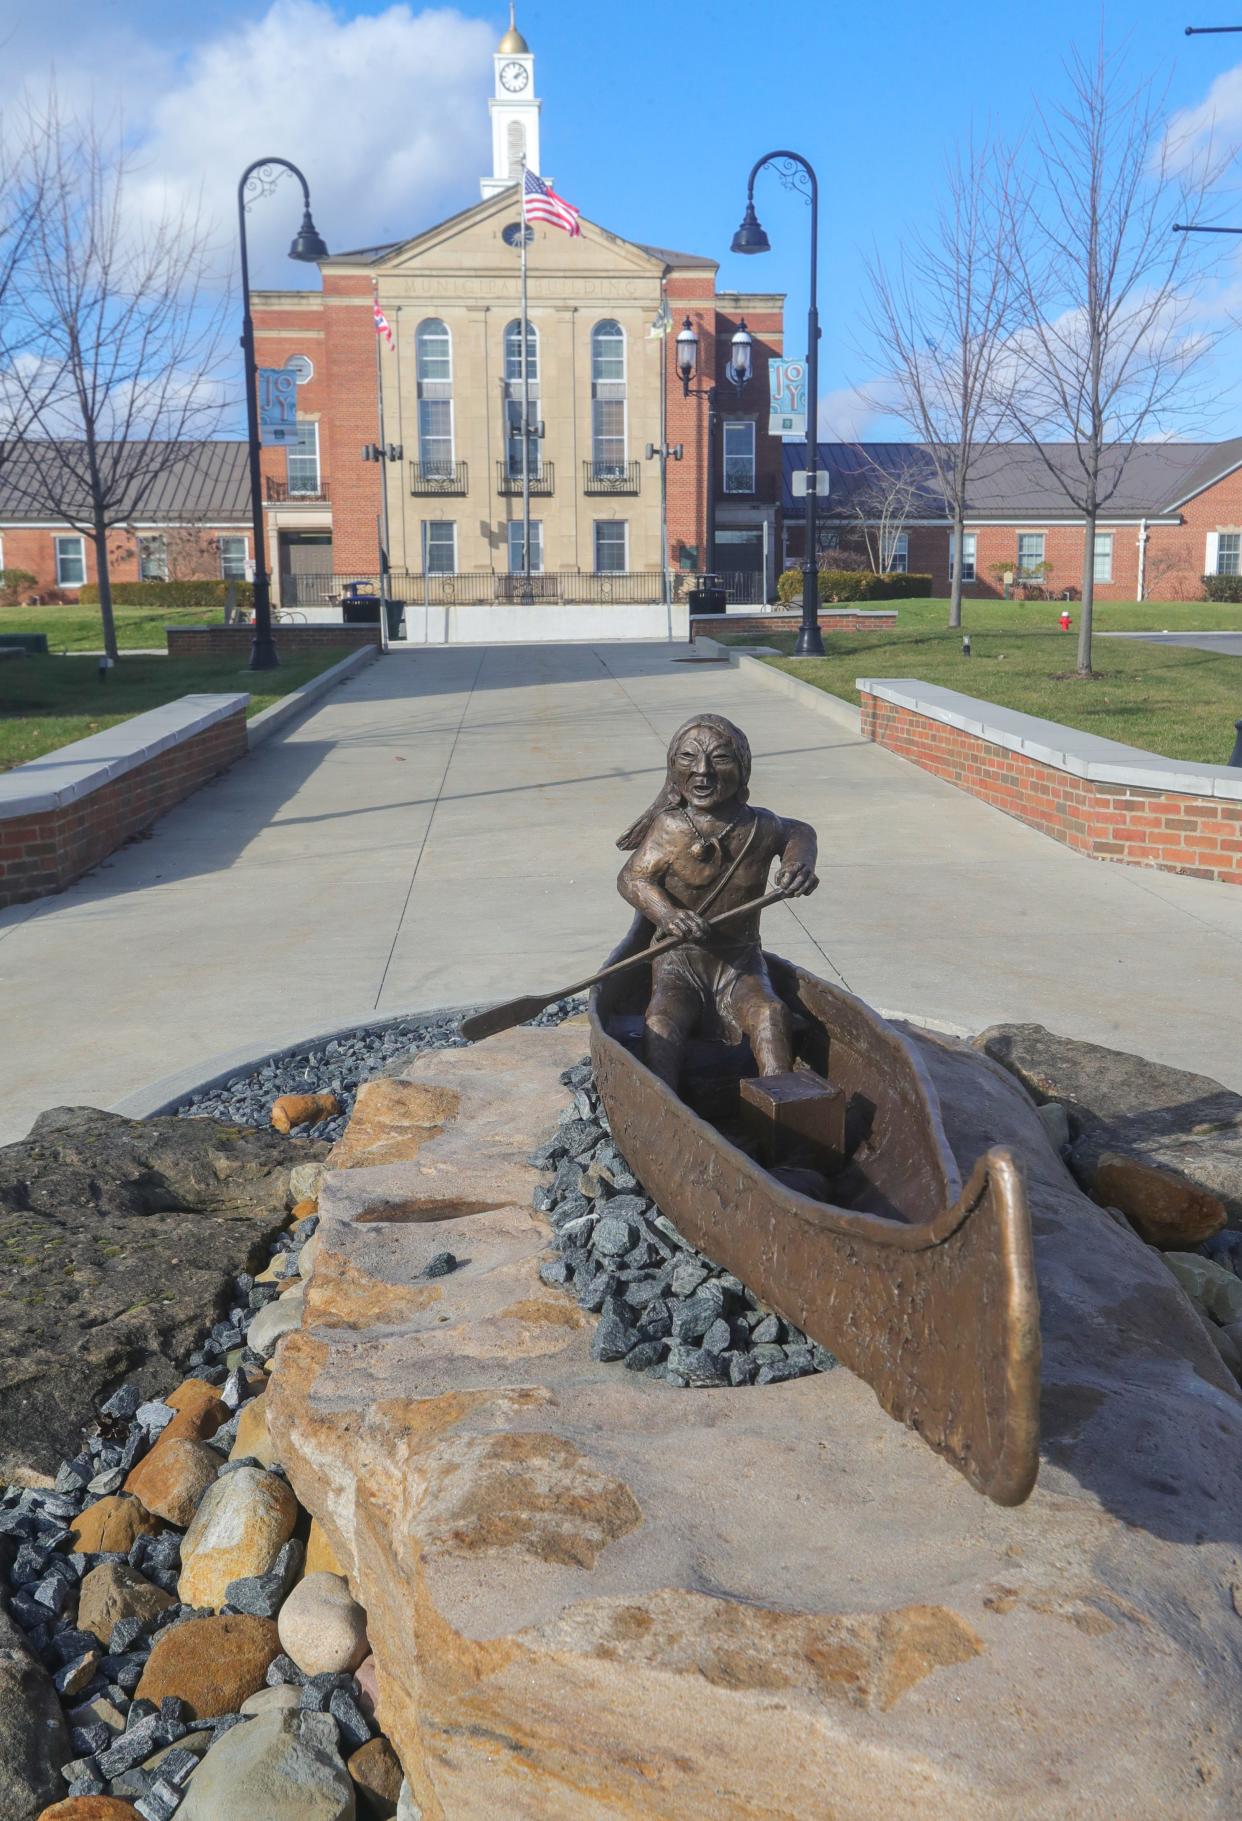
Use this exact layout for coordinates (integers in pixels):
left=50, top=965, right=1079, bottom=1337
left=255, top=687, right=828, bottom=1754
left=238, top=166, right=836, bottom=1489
left=481, top=6, right=541, bottom=199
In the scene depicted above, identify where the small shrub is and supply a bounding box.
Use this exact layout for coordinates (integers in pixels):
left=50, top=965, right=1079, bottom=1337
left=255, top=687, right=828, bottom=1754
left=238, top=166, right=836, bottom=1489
left=777, top=568, right=931, bottom=605
left=0, top=568, right=38, bottom=605
left=1202, top=573, right=1242, bottom=603
left=76, top=578, right=254, bottom=611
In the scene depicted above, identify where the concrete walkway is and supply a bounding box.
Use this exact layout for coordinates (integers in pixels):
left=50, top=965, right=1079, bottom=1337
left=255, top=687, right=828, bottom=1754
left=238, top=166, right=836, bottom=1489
left=3, top=641, right=1241, bottom=1146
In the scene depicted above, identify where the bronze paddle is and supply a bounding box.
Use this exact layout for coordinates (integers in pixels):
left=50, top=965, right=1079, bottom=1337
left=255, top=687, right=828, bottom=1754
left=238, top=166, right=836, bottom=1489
left=459, top=887, right=790, bottom=1042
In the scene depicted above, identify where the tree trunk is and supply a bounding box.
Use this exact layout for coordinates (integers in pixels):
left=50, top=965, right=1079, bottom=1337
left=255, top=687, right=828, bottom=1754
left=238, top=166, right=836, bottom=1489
left=1077, top=510, right=1095, bottom=677
left=949, top=507, right=964, bottom=629
left=93, top=514, right=118, bottom=663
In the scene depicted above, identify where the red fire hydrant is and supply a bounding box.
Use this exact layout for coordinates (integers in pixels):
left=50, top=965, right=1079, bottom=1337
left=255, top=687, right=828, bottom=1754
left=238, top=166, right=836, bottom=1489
left=1059, top=609, right=1072, bottom=632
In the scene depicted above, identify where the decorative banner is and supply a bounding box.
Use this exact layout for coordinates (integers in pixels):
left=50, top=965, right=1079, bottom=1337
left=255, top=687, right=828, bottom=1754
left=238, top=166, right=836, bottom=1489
left=768, top=358, right=807, bottom=437
left=258, top=369, right=299, bottom=445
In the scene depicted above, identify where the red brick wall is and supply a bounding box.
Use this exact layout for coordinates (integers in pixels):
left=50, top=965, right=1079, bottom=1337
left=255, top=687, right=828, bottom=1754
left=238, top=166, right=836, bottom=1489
left=1, top=525, right=248, bottom=599
left=167, top=625, right=380, bottom=658
left=860, top=690, right=1242, bottom=885
left=0, top=709, right=247, bottom=908
left=691, top=611, right=897, bottom=641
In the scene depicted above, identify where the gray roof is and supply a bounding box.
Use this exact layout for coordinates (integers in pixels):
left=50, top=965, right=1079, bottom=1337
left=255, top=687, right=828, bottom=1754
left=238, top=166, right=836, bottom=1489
left=0, top=441, right=251, bottom=524
left=781, top=439, right=1242, bottom=519
left=637, top=242, right=717, bottom=271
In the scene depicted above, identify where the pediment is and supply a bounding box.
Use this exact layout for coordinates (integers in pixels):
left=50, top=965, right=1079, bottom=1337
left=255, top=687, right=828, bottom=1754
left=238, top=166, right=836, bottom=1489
left=346, top=191, right=679, bottom=282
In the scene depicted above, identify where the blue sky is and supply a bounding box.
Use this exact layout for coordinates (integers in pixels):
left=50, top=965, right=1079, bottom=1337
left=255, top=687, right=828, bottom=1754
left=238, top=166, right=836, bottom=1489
left=10, top=0, right=1242, bottom=435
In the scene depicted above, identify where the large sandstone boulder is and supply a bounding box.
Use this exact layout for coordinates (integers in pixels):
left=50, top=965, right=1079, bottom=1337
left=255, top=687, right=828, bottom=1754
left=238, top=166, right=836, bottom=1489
left=976, top=1022, right=1242, bottom=1236
left=0, top=1107, right=325, bottom=1477
left=0, top=1603, right=69, bottom=1819
left=267, top=1023, right=1242, bottom=1820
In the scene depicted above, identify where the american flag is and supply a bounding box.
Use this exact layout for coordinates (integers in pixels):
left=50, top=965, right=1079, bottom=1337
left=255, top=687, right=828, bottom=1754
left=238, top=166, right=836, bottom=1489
left=372, top=299, right=393, bottom=348
left=523, top=167, right=581, bottom=237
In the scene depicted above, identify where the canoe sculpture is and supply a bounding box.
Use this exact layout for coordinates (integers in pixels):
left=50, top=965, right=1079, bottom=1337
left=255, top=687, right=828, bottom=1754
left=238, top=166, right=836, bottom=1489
left=590, top=934, right=1041, bottom=1507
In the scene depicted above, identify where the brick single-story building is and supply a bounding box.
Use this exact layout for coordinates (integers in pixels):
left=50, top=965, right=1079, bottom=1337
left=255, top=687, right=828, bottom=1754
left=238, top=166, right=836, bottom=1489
left=0, top=441, right=252, bottom=599
left=782, top=439, right=1242, bottom=600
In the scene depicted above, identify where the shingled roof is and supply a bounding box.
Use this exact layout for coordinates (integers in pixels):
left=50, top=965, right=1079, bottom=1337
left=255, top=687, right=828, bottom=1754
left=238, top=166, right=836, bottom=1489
left=0, top=441, right=251, bottom=524
left=781, top=440, right=1242, bottom=520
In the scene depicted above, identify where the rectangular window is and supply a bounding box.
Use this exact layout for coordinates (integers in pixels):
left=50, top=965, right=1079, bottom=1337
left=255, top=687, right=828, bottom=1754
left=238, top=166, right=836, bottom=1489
left=505, top=400, right=540, bottom=478
left=423, top=521, right=456, bottom=575
left=949, top=532, right=976, bottom=583
left=1217, top=533, right=1240, bottom=576
left=418, top=398, right=454, bottom=475
left=219, top=536, right=249, bottom=580
left=591, top=398, right=626, bottom=475
left=888, top=532, right=909, bottom=575
left=139, top=535, right=168, bottom=582
left=594, top=520, right=627, bottom=574
left=1093, top=532, right=1113, bottom=584
left=1016, top=532, right=1045, bottom=578
left=723, top=420, right=755, bottom=493
left=507, top=520, right=543, bottom=573
left=286, top=421, right=320, bottom=495
left=54, top=535, right=85, bottom=587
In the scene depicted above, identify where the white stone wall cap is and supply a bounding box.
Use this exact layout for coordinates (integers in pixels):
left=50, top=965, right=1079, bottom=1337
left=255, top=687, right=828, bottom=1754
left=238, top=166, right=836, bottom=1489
left=0, top=692, right=249, bottom=818
left=856, top=677, right=1240, bottom=801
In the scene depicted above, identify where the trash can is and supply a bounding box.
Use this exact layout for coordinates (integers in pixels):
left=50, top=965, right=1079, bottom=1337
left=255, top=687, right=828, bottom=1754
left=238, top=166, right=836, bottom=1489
left=383, top=597, right=404, bottom=641
left=687, top=574, right=727, bottom=615
left=341, top=591, right=381, bottom=625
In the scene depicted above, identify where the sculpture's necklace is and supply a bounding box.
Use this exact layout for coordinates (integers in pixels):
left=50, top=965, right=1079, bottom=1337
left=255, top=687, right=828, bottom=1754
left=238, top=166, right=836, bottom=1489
left=680, top=804, right=737, bottom=868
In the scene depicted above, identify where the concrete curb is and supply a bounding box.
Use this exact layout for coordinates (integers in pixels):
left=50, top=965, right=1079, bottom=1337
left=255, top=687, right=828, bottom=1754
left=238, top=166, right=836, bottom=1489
left=694, top=637, right=861, bottom=735
left=247, top=645, right=380, bottom=748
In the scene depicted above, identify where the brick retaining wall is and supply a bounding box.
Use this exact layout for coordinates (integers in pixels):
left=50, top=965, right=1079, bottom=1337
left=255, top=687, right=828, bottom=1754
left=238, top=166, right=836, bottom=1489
left=859, top=687, right=1242, bottom=886
left=690, top=610, right=898, bottom=642
left=0, top=700, right=247, bottom=908
left=167, top=624, right=382, bottom=658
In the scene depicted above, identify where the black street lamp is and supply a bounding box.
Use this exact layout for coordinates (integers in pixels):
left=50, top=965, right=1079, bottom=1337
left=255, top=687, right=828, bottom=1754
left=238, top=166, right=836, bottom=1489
left=732, top=150, right=823, bottom=656
left=675, top=316, right=750, bottom=585
left=237, top=158, right=328, bottom=670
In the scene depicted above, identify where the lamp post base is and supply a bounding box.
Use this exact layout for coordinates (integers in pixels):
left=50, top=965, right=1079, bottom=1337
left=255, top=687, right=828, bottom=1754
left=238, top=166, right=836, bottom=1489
left=794, top=570, right=824, bottom=657
left=248, top=636, right=280, bottom=671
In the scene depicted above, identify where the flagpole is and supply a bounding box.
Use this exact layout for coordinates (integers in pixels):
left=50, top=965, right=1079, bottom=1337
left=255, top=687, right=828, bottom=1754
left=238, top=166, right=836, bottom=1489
left=519, top=162, right=532, bottom=603
left=372, top=282, right=391, bottom=652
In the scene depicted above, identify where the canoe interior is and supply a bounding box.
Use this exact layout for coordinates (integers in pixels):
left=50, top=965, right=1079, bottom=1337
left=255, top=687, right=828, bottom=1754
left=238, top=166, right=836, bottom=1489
left=594, top=931, right=962, bottom=1230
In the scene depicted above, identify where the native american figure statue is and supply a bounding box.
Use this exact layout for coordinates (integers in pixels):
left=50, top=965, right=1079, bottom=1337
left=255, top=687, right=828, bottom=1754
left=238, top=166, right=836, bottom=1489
left=616, top=715, right=819, bottom=1090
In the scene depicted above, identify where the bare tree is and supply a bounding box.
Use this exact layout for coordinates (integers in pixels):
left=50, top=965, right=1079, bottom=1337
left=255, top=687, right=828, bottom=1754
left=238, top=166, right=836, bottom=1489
left=864, top=135, right=1016, bottom=627
left=844, top=450, right=929, bottom=576
left=0, top=104, right=53, bottom=452
left=2, top=98, right=229, bottom=659
left=1004, top=44, right=1223, bottom=675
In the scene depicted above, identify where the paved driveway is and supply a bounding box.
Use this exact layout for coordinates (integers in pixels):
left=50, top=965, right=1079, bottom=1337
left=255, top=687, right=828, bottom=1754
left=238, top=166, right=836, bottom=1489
left=3, top=642, right=1241, bottom=1145
left=1102, top=631, right=1242, bottom=655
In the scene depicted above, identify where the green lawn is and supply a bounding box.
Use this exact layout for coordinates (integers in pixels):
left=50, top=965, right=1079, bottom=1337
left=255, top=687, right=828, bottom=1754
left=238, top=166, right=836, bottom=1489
left=0, top=602, right=224, bottom=652
left=727, top=599, right=1242, bottom=765
left=0, top=652, right=344, bottom=771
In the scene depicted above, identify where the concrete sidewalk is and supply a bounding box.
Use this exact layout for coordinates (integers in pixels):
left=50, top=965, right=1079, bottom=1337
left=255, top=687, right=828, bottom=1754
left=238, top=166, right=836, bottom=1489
left=2, top=641, right=1240, bottom=1146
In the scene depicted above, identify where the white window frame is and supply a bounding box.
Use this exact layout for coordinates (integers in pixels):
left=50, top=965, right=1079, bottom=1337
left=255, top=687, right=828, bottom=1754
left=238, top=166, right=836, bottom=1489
left=417, top=397, right=455, bottom=475
left=283, top=353, right=314, bottom=385
left=887, top=532, right=909, bottom=574
left=507, top=520, right=543, bottom=574
left=415, top=319, right=452, bottom=384
left=503, top=318, right=538, bottom=383
left=1016, top=532, right=1045, bottom=578
left=594, top=520, right=628, bottom=574
left=218, top=535, right=249, bottom=580
left=422, top=520, right=457, bottom=576
left=1093, top=532, right=1113, bottom=584
left=949, top=531, right=976, bottom=583
left=723, top=420, right=756, bottom=493
left=1214, top=531, right=1240, bottom=576
left=286, top=421, right=320, bottom=495
left=590, top=319, right=626, bottom=384
left=505, top=398, right=541, bottom=479
left=139, top=534, right=168, bottom=582
left=54, top=534, right=86, bottom=587
left=0, top=534, right=5, bottom=569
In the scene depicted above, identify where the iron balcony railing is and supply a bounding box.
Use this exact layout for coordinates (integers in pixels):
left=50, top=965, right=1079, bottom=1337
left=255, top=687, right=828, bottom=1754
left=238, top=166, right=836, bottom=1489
left=265, top=477, right=330, bottom=503
left=496, top=460, right=554, bottom=495
left=409, top=460, right=468, bottom=495
left=583, top=460, right=640, bottom=495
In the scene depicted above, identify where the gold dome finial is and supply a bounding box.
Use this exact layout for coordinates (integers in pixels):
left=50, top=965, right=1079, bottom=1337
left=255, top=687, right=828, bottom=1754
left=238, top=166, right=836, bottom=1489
left=499, top=4, right=529, bottom=53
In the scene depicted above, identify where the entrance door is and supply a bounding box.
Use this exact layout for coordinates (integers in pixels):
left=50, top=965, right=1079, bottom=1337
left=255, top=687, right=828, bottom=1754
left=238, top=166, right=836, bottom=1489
left=716, top=529, right=765, bottom=604
left=278, top=532, right=335, bottom=607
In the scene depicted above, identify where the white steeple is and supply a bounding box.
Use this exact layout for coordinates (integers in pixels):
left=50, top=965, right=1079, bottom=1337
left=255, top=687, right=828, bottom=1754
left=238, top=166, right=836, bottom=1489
left=481, top=6, right=541, bottom=199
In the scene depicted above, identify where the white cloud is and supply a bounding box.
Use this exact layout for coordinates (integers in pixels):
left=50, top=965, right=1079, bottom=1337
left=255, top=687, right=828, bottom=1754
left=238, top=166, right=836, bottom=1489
left=817, top=381, right=903, bottom=442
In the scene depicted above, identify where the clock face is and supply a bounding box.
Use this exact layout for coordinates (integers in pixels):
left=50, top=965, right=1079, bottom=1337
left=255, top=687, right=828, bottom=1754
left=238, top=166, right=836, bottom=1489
left=500, top=59, right=528, bottom=92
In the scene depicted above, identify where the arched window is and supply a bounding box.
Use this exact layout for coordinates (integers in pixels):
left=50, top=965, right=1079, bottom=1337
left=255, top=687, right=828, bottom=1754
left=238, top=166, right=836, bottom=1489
left=415, top=318, right=453, bottom=478
left=506, top=120, right=527, bottom=176
left=591, top=319, right=626, bottom=478
left=503, top=318, right=538, bottom=383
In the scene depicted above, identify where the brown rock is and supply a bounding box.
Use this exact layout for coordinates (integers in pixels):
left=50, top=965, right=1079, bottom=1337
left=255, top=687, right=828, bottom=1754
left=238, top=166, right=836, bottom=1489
left=354, top=1654, right=380, bottom=1725
left=159, top=1378, right=229, bottom=1445
left=1093, top=1151, right=1226, bottom=1249
left=304, top=1517, right=344, bottom=1578
left=177, top=1466, right=298, bottom=1610
left=272, top=1094, right=341, bottom=1135
left=124, top=1438, right=220, bottom=1527
left=134, top=1614, right=279, bottom=1719
left=290, top=1198, right=318, bottom=1222
left=68, top=1493, right=160, bottom=1555
left=347, top=1735, right=403, bottom=1819
left=229, top=1393, right=276, bottom=1468
left=37, top=1800, right=141, bottom=1820
left=327, top=1078, right=460, bottom=1170
left=76, top=1562, right=173, bottom=1647
left=265, top=1022, right=1242, bottom=1821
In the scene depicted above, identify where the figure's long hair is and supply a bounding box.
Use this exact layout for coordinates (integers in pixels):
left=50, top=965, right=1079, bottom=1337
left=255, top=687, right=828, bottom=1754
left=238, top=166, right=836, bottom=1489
left=616, top=715, right=752, bottom=851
